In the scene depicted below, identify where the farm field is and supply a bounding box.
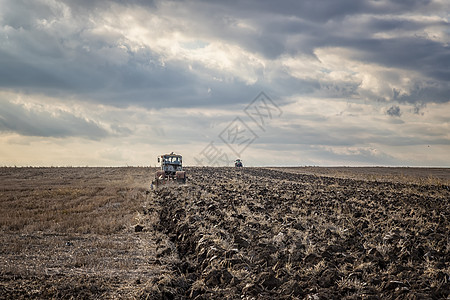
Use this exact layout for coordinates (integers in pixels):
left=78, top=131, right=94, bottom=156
left=0, top=167, right=449, bottom=299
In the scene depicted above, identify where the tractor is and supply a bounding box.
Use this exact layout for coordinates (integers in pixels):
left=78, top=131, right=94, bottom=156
left=152, top=152, right=186, bottom=187
left=235, top=159, right=243, bottom=167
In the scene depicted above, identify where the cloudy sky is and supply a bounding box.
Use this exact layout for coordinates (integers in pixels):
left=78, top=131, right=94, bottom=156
left=0, top=0, right=449, bottom=167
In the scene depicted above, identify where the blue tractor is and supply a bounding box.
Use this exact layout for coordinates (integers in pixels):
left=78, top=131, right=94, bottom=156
left=235, top=159, right=243, bottom=167
left=153, top=152, right=186, bottom=187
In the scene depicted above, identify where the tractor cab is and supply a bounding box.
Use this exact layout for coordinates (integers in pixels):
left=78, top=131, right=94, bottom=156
left=235, top=159, right=243, bottom=167
left=158, top=153, right=183, bottom=175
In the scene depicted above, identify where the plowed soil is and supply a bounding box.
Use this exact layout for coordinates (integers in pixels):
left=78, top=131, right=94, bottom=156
left=0, top=167, right=449, bottom=299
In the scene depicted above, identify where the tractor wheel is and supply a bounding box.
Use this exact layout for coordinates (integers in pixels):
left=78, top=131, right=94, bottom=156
left=176, top=171, right=186, bottom=184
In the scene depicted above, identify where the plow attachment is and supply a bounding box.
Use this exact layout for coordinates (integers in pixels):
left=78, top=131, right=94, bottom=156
left=153, top=171, right=186, bottom=188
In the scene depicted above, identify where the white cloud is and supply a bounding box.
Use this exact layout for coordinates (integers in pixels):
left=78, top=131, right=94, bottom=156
left=0, top=0, right=449, bottom=166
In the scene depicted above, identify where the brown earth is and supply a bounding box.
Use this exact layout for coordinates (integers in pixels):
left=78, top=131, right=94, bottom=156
left=0, top=167, right=449, bottom=299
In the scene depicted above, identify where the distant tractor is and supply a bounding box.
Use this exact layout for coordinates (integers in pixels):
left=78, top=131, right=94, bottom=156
left=235, top=159, right=243, bottom=167
left=153, top=152, right=186, bottom=187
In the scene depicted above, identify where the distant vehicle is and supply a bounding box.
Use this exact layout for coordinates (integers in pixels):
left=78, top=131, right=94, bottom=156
left=235, top=159, right=243, bottom=167
left=152, top=152, right=186, bottom=187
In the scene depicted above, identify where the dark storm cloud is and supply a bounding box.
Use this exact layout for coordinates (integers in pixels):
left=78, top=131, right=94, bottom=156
left=0, top=100, right=108, bottom=139
left=0, top=51, right=68, bottom=89
left=0, top=0, right=448, bottom=110
left=386, top=105, right=401, bottom=117
left=0, top=10, right=263, bottom=108
left=187, top=1, right=450, bottom=103
left=1, top=39, right=230, bottom=108
left=395, top=81, right=450, bottom=104
left=344, top=37, right=450, bottom=80
left=197, top=0, right=435, bottom=22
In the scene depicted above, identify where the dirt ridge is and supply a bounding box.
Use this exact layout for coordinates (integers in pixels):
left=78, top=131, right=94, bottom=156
left=1, top=167, right=448, bottom=299
left=146, top=167, right=449, bottom=299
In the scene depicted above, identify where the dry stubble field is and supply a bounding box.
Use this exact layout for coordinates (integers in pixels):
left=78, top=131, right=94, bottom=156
left=0, top=167, right=449, bottom=299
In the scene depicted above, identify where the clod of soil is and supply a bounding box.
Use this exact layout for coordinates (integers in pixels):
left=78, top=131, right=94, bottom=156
left=0, top=166, right=449, bottom=299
